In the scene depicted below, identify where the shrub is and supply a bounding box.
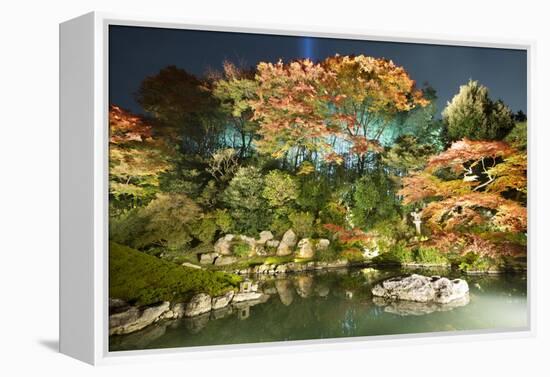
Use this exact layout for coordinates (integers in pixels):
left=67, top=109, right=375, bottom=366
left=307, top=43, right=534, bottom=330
left=373, top=242, right=413, bottom=265
left=341, top=248, right=365, bottom=263
left=270, top=215, right=292, bottom=238
left=232, top=241, right=251, bottom=258
left=191, top=216, right=217, bottom=244
left=109, top=208, right=148, bottom=248
left=414, top=246, right=448, bottom=265
left=458, top=252, right=500, bottom=272
left=505, top=122, right=527, bottom=150
left=319, top=200, right=347, bottom=228
left=289, top=211, right=315, bottom=238
left=214, top=209, right=233, bottom=233
left=262, top=170, right=298, bottom=210
left=316, top=243, right=341, bottom=262
left=136, top=193, right=202, bottom=250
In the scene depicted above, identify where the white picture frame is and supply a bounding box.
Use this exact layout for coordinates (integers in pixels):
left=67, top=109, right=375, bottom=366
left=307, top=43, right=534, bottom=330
left=59, top=11, right=535, bottom=365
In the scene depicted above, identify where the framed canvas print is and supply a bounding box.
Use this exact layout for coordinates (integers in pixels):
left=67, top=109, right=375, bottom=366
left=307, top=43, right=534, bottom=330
left=59, top=12, right=533, bottom=365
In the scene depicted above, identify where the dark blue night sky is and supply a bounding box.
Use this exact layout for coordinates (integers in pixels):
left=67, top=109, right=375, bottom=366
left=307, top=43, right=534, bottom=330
left=109, top=25, right=527, bottom=117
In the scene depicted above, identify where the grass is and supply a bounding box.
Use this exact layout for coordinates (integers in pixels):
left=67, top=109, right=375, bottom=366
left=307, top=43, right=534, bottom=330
left=264, top=255, right=294, bottom=265
left=109, top=242, right=241, bottom=306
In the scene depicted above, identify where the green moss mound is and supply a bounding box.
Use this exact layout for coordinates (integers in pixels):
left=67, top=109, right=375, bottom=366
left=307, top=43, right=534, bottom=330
left=109, top=242, right=241, bottom=306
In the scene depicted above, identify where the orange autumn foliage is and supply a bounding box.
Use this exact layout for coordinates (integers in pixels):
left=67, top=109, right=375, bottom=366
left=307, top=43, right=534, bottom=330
left=251, top=55, right=429, bottom=162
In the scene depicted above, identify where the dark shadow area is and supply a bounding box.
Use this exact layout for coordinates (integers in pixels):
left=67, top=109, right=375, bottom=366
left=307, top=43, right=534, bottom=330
left=38, top=339, right=59, bottom=353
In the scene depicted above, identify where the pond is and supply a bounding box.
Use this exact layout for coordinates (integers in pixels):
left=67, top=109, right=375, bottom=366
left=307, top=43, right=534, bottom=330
left=109, top=267, right=528, bottom=352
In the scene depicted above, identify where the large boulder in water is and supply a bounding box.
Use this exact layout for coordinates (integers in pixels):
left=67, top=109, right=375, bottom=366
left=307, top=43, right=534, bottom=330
left=184, top=293, right=212, bottom=317
left=277, top=229, right=297, bottom=256
left=211, top=291, right=235, bottom=310
left=109, top=301, right=170, bottom=335
left=371, top=274, right=469, bottom=304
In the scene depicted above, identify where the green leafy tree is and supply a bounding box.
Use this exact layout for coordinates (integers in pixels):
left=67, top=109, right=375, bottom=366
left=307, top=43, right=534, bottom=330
left=222, top=166, right=269, bottom=234
left=115, top=193, right=202, bottom=250
left=289, top=211, right=316, bottom=238
left=391, top=86, right=444, bottom=150
left=351, top=173, right=399, bottom=229
left=442, top=80, right=515, bottom=141
left=212, top=61, right=259, bottom=158
left=505, top=122, right=527, bottom=150
left=383, top=135, right=436, bottom=175
left=262, top=170, right=299, bottom=211
left=139, top=193, right=202, bottom=250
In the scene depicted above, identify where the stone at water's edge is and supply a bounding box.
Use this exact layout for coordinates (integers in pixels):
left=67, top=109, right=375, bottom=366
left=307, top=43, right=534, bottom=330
left=109, top=301, right=170, bottom=335
left=171, top=302, right=186, bottom=318
left=257, top=230, right=274, bottom=245
left=199, top=252, right=219, bottom=265
left=317, top=239, right=330, bottom=251
left=266, top=239, right=280, bottom=248
left=184, top=293, right=212, bottom=317
left=371, top=274, right=469, bottom=304
left=214, top=234, right=234, bottom=255
left=212, top=290, right=235, bottom=310
left=213, top=255, right=237, bottom=266
left=296, top=238, right=315, bottom=258
left=232, top=292, right=264, bottom=303
left=277, top=229, right=297, bottom=256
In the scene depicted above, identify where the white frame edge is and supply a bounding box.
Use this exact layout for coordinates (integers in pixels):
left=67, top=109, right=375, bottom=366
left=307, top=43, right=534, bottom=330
left=59, top=11, right=536, bottom=365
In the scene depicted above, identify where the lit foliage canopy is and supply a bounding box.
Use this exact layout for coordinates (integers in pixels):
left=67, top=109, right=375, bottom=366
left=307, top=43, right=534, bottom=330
left=399, top=139, right=527, bottom=253
left=322, top=55, right=429, bottom=158
left=108, top=53, right=527, bottom=267
left=251, top=59, right=334, bottom=160
left=212, top=61, right=259, bottom=157
left=109, top=106, right=171, bottom=208
left=136, top=193, right=202, bottom=249
left=251, top=55, right=429, bottom=167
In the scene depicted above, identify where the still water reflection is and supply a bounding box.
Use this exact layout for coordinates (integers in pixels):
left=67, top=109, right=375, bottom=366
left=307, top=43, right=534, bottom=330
left=110, top=268, right=528, bottom=351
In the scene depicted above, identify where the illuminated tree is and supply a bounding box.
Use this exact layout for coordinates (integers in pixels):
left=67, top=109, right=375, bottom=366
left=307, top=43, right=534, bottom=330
left=212, top=61, right=259, bottom=158
left=136, top=193, right=202, bottom=250
left=251, top=59, right=336, bottom=166
left=222, top=166, right=269, bottom=234
left=442, top=80, right=515, bottom=141
left=109, top=106, right=171, bottom=210
left=322, top=55, right=429, bottom=171
left=399, top=139, right=527, bottom=250
left=251, top=55, right=429, bottom=172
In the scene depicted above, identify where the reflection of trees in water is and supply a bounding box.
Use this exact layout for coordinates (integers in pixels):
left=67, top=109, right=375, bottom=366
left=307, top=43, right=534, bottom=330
left=110, top=269, right=527, bottom=350
left=341, top=307, right=358, bottom=336
left=467, top=274, right=527, bottom=297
